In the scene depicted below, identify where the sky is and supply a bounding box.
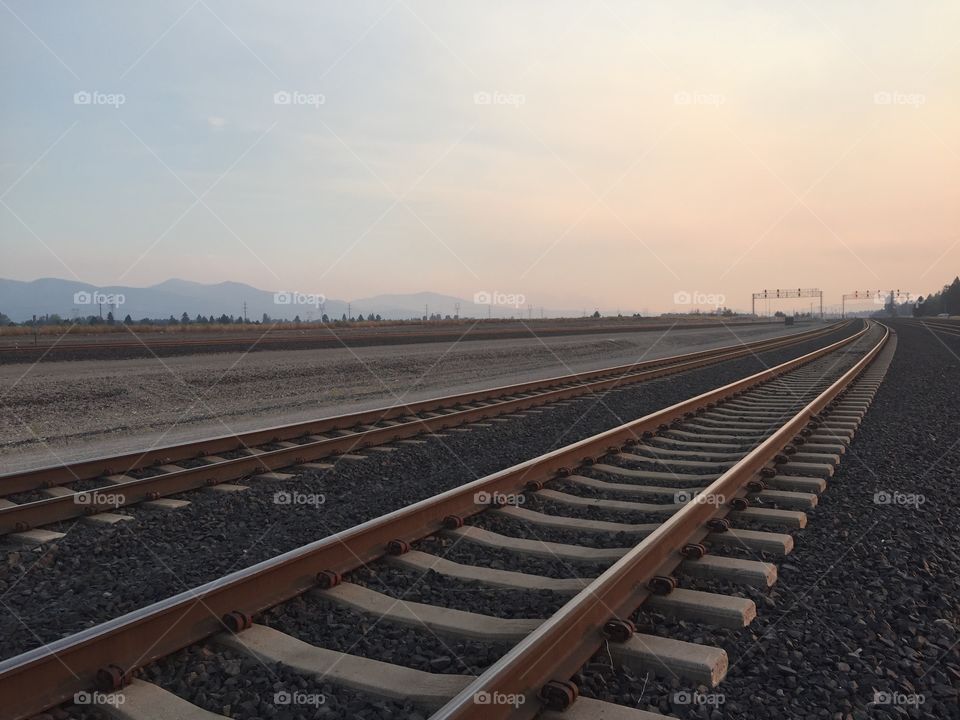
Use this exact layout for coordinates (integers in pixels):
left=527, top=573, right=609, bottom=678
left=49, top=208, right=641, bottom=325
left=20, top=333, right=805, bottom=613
left=1, top=1, right=958, bottom=314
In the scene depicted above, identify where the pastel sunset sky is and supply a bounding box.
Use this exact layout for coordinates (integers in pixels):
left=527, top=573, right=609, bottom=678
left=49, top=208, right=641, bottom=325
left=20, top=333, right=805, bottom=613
left=1, top=1, right=957, bottom=313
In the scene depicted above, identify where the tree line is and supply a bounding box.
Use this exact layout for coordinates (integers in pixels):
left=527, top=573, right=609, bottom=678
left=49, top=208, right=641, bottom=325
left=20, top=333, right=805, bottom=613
left=0, top=311, right=388, bottom=327
left=913, top=276, right=960, bottom=316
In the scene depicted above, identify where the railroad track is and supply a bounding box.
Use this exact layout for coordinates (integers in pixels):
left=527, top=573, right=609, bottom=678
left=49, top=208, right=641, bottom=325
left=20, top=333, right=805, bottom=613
left=0, top=320, right=895, bottom=719
left=908, top=317, right=960, bottom=338
left=0, top=322, right=846, bottom=543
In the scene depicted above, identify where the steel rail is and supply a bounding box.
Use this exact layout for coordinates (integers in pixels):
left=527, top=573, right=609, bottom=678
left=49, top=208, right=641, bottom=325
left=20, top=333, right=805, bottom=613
left=0, top=324, right=867, bottom=720
left=430, top=321, right=890, bottom=720
left=911, top=319, right=960, bottom=336
left=0, top=327, right=834, bottom=534
left=0, top=322, right=843, bottom=496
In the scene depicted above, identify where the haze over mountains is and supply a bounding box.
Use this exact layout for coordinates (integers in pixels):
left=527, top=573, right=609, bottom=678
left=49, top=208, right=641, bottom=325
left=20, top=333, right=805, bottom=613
left=0, top=278, right=570, bottom=323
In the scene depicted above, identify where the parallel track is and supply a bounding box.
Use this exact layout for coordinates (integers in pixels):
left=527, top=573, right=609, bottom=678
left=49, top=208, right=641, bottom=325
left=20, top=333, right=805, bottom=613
left=0, top=323, right=845, bottom=538
left=0, top=320, right=895, bottom=720
left=909, top=317, right=960, bottom=337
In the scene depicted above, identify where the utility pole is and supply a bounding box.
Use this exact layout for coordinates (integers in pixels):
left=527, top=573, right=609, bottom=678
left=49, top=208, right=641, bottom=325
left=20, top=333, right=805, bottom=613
left=242, top=301, right=248, bottom=323
left=348, top=302, right=351, bottom=320
left=454, top=302, right=460, bottom=319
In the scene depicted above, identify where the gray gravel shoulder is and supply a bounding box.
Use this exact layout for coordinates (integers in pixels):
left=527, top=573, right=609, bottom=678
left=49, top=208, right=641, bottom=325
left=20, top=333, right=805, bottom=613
left=0, top=324, right=856, bottom=663
left=0, top=322, right=816, bottom=471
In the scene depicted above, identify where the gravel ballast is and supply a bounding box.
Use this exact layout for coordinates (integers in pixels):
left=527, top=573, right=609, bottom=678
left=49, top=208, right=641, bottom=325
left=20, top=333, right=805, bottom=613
left=573, top=321, right=959, bottom=718
left=31, top=319, right=956, bottom=720
left=0, top=324, right=857, bottom=662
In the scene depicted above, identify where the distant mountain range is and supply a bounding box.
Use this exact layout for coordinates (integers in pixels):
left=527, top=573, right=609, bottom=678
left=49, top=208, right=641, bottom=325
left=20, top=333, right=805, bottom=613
left=0, top=278, right=561, bottom=322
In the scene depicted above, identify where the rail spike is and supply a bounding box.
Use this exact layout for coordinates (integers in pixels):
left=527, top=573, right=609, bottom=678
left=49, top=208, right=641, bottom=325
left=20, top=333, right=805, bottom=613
left=316, top=570, right=342, bottom=589
left=539, top=679, right=579, bottom=711
left=222, top=611, right=253, bottom=633
left=706, top=517, right=731, bottom=533
left=443, top=514, right=465, bottom=529
left=747, top=479, right=766, bottom=493
left=681, top=543, right=707, bottom=559
left=95, top=664, right=129, bottom=692
left=602, top=618, right=636, bottom=642
left=387, top=539, right=411, bottom=555
left=647, top=575, right=678, bottom=595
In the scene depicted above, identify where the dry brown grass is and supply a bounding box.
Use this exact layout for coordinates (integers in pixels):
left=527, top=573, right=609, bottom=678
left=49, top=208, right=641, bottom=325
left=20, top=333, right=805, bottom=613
left=0, top=315, right=740, bottom=338
left=0, top=320, right=411, bottom=337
